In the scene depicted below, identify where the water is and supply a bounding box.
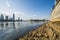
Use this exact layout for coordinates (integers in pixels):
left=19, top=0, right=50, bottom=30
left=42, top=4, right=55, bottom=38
left=0, top=21, right=44, bottom=40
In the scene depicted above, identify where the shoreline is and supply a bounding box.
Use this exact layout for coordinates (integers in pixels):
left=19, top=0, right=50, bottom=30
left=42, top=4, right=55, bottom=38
left=18, top=23, right=45, bottom=39
left=19, top=21, right=60, bottom=40
left=18, top=22, right=47, bottom=40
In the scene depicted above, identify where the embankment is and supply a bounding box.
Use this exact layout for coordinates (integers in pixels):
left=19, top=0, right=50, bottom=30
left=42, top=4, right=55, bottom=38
left=19, top=21, right=60, bottom=40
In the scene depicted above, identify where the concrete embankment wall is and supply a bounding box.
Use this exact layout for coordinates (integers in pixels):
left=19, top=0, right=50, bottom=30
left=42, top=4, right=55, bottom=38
left=50, top=1, right=60, bottom=21
left=50, top=18, right=60, bottom=21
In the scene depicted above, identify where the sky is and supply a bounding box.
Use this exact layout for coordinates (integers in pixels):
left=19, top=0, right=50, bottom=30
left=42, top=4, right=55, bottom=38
left=0, top=0, right=54, bottom=20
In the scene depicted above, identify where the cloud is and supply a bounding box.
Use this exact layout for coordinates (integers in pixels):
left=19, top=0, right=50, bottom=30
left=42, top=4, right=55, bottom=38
left=0, top=9, right=48, bottom=20
left=14, top=12, right=26, bottom=19
left=0, top=10, right=29, bottom=20
left=6, top=0, right=10, bottom=7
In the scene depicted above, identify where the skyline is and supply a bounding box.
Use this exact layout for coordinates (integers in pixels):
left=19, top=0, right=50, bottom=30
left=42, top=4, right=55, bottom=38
left=0, top=0, right=54, bottom=20
left=0, top=14, right=15, bottom=20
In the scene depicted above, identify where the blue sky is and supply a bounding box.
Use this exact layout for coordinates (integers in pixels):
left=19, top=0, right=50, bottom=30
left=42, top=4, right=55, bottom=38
left=0, top=0, right=54, bottom=20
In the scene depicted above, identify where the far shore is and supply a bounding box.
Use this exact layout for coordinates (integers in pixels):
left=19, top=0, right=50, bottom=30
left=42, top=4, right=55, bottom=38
left=0, top=20, right=47, bottom=22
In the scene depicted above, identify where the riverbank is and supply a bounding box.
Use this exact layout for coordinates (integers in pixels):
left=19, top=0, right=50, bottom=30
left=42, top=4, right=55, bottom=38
left=19, top=21, right=60, bottom=40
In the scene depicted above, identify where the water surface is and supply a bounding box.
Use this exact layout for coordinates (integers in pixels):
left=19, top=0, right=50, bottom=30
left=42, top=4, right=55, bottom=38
left=0, top=21, right=44, bottom=40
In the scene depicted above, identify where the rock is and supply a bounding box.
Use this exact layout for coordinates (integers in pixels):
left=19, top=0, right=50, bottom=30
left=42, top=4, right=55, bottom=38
left=19, top=22, right=60, bottom=40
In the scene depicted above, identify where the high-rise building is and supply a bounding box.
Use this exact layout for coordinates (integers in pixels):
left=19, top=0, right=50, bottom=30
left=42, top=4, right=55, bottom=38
left=13, top=14, right=15, bottom=20
left=18, top=17, right=20, bottom=20
left=1, top=14, right=4, bottom=20
left=5, top=16, right=8, bottom=20
left=9, top=18, right=13, bottom=20
left=0, top=16, right=1, bottom=20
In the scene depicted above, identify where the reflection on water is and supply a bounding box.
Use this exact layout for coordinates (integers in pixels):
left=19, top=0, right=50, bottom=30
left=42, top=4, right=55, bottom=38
left=12, top=22, right=16, bottom=31
left=0, top=21, right=44, bottom=32
left=5, top=22, right=8, bottom=27
left=0, top=22, right=4, bottom=31
left=0, top=22, right=15, bottom=31
left=0, top=21, right=44, bottom=40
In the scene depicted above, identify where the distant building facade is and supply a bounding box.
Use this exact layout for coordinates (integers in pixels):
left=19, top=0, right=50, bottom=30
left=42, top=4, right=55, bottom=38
left=5, top=16, right=8, bottom=20
left=0, top=13, right=20, bottom=21
left=13, top=14, right=15, bottom=20
left=9, top=18, right=13, bottom=20
left=1, top=14, right=4, bottom=20
left=18, top=17, right=20, bottom=21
